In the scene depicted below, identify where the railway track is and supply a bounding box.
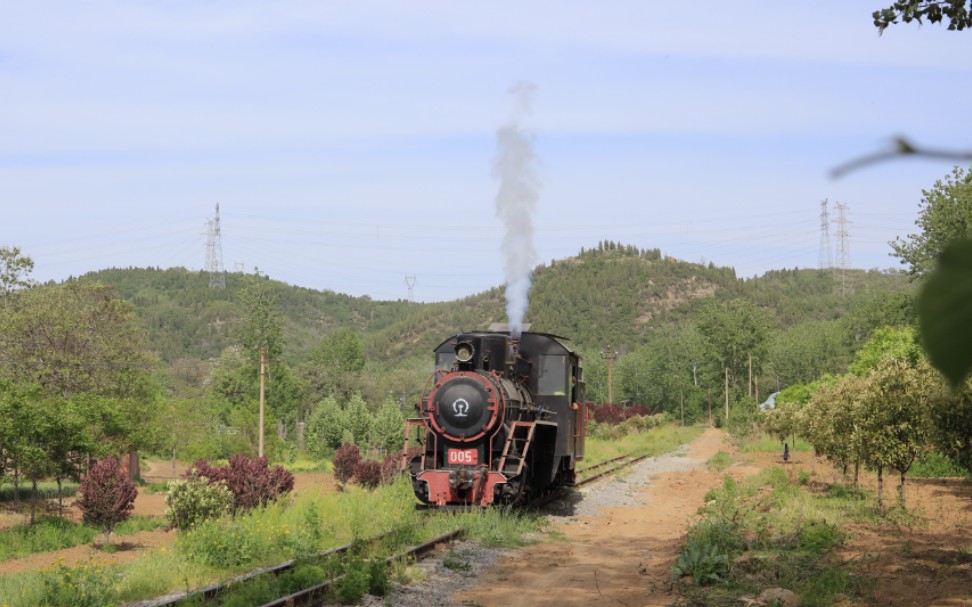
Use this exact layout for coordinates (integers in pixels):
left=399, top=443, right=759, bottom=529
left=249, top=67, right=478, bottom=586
left=125, top=527, right=461, bottom=607
left=129, top=451, right=647, bottom=607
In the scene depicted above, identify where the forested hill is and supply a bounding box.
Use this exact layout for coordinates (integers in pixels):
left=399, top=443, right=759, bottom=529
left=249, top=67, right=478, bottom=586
left=79, top=244, right=910, bottom=370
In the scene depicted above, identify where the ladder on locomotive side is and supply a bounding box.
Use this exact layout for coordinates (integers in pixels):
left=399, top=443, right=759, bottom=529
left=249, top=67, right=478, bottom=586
left=498, top=421, right=535, bottom=476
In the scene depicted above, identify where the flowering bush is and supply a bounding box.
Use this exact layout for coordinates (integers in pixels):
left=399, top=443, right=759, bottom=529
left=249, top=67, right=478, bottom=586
left=165, top=476, right=233, bottom=531
left=76, top=457, right=138, bottom=545
left=332, top=443, right=361, bottom=485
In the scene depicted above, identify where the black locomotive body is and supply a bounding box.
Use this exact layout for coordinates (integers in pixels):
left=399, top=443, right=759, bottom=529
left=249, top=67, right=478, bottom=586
left=404, top=328, right=586, bottom=506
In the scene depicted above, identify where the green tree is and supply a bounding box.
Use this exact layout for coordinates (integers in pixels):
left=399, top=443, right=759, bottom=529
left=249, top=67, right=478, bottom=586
left=0, top=281, right=159, bottom=511
left=848, top=325, right=923, bottom=376
left=891, top=166, right=972, bottom=279
left=305, top=396, right=347, bottom=457
left=0, top=281, right=157, bottom=400
left=874, top=1, right=972, bottom=32
left=803, top=374, right=865, bottom=483
left=697, top=299, right=770, bottom=392
left=0, top=245, right=34, bottom=306
left=302, top=327, right=366, bottom=403
left=344, top=393, right=374, bottom=448
left=371, top=395, right=405, bottom=453
left=237, top=272, right=285, bottom=457
left=857, top=359, right=940, bottom=508
left=767, top=320, right=847, bottom=387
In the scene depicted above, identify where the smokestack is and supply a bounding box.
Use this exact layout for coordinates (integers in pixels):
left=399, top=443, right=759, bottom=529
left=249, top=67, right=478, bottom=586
left=493, top=81, right=540, bottom=338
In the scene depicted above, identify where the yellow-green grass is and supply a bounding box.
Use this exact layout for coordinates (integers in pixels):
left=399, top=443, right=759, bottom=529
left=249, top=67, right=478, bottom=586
left=0, top=476, right=545, bottom=607
left=583, top=423, right=704, bottom=469
left=738, top=432, right=813, bottom=453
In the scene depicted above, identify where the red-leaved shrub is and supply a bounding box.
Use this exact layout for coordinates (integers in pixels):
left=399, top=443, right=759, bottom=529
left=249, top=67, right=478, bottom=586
left=353, top=460, right=383, bottom=489
left=380, top=453, right=401, bottom=484
left=588, top=402, right=654, bottom=425
left=77, top=456, right=138, bottom=545
left=186, top=455, right=294, bottom=513
left=332, top=443, right=361, bottom=485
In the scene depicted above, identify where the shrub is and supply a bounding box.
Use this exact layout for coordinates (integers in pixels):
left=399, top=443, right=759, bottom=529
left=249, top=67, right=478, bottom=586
left=165, top=476, right=233, bottom=531
left=186, top=455, right=295, bottom=513
left=381, top=453, right=401, bottom=484
left=76, top=457, right=138, bottom=546
left=353, top=460, right=383, bottom=489
left=333, top=443, right=361, bottom=485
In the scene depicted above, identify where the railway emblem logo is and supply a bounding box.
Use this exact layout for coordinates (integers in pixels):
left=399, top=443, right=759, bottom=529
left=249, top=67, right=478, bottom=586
left=452, top=398, right=469, bottom=417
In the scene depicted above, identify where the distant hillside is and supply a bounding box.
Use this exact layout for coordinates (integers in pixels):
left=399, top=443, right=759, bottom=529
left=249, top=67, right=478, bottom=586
left=78, top=246, right=910, bottom=370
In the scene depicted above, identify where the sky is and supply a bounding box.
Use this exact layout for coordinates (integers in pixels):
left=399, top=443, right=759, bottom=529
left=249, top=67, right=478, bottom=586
left=2, top=1, right=971, bottom=302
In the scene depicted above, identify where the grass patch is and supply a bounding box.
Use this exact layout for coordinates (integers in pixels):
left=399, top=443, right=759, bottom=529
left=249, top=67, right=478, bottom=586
left=706, top=451, right=732, bottom=471
left=284, top=457, right=333, bottom=473
left=584, top=423, right=704, bottom=470
left=910, top=451, right=969, bottom=478
left=0, top=515, right=166, bottom=562
left=0, top=482, right=79, bottom=503
left=671, top=467, right=879, bottom=606
left=738, top=432, right=813, bottom=454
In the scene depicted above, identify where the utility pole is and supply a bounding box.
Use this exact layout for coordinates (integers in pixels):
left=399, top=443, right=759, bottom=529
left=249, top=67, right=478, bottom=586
left=601, top=345, right=617, bottom=404
left=708, top=388, right=712, bottom=427
left=748, top=355, right=752, bottom=398
left=259, top=347, right=266, bottom=457
left=680, top=391, right=684, bottom=427
left=724, top=367, right=729, bottom=425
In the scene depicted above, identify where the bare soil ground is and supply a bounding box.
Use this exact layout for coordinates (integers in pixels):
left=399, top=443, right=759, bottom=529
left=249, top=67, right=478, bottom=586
left=0, top=459, right=337, bottom=576
left=456, top=431, right=972, bottom=607
left=456, top=427, right=750, bottom=607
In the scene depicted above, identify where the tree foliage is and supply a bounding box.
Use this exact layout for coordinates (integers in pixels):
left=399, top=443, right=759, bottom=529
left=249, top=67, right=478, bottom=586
left=874, top=1, right=972, bottom=32
left=302, top=327, right=366, bottom=403
left=891, top=166, right=972, bottom=279
left=0, top=245, right=34, bottom=306
left=697, top=298, right=770, bottom=390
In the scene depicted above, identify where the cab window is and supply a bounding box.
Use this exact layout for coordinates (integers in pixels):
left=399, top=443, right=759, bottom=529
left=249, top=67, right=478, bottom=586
left=537, top=355, right=567, bottom=395
left=435, top=353, right=456, bottom=371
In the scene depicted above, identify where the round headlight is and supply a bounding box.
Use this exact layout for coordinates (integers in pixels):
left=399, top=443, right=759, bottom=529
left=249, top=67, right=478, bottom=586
left=455, top=342, right=474, bottom=363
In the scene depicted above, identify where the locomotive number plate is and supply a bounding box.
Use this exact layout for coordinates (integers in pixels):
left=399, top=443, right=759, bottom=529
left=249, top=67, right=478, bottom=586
left=447, top=448, right=478, bottom=465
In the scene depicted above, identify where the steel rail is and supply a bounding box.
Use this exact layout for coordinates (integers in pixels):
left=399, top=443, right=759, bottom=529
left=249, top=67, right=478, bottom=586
left=124, top=529, right=401, bottom=607
left=256, top=529, right=464, bottom=607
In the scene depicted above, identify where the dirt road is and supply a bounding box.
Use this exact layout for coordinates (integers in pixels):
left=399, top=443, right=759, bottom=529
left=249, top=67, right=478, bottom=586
left=456, top=427, right=753, bottom=607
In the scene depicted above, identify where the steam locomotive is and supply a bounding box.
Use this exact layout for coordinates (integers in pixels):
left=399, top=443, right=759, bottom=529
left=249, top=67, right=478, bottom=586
left=404, top=325, right=586, bottom=506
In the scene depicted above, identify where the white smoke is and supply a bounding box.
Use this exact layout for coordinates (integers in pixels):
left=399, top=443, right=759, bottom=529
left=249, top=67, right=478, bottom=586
left=493, top=81, right=540, bottom=337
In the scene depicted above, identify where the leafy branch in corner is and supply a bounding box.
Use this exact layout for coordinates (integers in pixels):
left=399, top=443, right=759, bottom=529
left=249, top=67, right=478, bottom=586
left=831, top=137, right=972, bottom=179
left=874, top=1, right=972, bottom=33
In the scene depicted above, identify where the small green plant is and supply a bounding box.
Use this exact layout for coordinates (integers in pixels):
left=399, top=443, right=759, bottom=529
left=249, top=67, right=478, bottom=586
left=798, top=470, right=811, bottom=485
left=443, top=550, right=473, bottom=572
left=336, top=558, right=371, bottom=605
left=798, top=520, right=845, bottom=554
left=706, top=451, right=732, bottom=471
left=671, top=541, right=729, bottom=585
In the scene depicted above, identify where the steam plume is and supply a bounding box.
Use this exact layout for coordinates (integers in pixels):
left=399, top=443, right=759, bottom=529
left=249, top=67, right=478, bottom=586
left=493, top=81, right=540, bottom=337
